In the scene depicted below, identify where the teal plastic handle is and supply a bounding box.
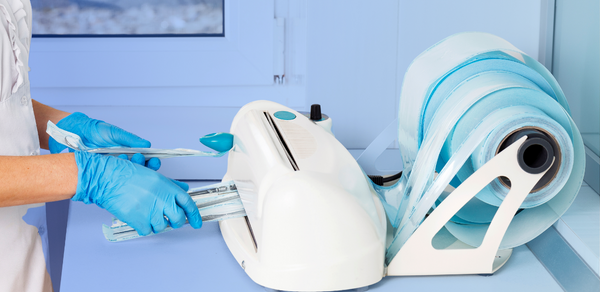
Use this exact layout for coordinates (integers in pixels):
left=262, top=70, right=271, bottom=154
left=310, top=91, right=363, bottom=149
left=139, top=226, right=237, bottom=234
left=200, top=132, right=234, bottom=152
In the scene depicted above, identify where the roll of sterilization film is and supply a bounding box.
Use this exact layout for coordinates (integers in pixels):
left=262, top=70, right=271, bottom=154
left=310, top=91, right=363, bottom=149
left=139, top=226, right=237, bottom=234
left=380, top=32, right=585, bottom=263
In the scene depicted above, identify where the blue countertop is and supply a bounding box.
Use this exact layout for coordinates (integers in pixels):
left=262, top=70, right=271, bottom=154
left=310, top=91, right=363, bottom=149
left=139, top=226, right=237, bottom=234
left=60, top=181, right=563, bottom=292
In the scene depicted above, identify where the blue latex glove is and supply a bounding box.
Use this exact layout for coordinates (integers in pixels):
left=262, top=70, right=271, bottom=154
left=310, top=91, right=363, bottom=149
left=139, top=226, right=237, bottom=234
left=73, top=151, right=202, bottom=235
left=49, top=112, right=161, bottom=170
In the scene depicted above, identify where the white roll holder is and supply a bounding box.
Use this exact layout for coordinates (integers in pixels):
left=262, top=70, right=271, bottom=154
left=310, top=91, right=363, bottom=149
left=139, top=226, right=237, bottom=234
left=387, top=136, right=552, bottom=275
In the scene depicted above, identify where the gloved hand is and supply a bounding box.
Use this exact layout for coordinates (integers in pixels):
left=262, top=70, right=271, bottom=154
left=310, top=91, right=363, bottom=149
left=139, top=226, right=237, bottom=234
left=49, top=112, right=161, bottom=170
left=73, top=151, right=202, bottom=235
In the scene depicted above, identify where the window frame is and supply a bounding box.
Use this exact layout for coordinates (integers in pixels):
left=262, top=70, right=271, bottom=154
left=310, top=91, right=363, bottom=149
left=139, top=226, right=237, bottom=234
left=29, top=0, right=274, bottom=88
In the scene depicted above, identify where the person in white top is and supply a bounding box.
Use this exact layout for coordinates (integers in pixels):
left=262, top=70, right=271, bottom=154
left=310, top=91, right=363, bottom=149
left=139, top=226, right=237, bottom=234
left=0, top=0, right=203, bottom=291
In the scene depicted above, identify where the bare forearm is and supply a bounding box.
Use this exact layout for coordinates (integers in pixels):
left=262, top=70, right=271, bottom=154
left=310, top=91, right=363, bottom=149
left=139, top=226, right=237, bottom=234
left=0, top=153, right=77, bottom=207
left=32, top=99, right=70, bottom=150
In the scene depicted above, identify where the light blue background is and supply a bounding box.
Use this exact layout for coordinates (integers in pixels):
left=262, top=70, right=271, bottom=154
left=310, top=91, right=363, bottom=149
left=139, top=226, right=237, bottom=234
left=25, top=1, right=583, bottom=291
left=31, top=0, right=544, bottom=180
left=553, top=0, right=599, bottom=156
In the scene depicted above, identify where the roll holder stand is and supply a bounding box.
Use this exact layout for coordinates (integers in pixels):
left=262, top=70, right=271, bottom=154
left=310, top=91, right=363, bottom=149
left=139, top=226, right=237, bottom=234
left=359, top=130, right=553, bottom=276
left=384, top=136, right=552, bottom=275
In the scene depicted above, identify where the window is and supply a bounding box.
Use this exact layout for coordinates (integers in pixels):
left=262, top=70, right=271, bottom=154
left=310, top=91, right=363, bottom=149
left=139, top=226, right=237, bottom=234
left=32, top=0, right=223, bottom=36
left=30, top=0, right=274, bottom=88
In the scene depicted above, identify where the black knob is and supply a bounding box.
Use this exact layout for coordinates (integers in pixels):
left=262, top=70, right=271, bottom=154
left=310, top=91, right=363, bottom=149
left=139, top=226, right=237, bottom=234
left=310, top=104, right=322, bottom=121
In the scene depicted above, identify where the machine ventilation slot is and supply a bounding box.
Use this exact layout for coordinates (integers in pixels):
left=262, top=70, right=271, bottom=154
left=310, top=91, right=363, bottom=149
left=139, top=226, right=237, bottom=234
left=263, top=112, right=300, bottom=171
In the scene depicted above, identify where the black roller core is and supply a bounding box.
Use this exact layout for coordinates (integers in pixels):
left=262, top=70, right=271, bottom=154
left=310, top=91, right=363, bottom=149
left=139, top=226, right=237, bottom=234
left=517, top=137, right=554, bottom=174
left=497, top=128, right=560, bottom=191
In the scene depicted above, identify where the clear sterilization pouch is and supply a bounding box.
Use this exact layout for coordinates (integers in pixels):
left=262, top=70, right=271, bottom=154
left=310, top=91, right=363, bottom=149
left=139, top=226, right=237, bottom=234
left=102, top=181, right=246, bottom=242
left=46, top=121, right=227, bottom=158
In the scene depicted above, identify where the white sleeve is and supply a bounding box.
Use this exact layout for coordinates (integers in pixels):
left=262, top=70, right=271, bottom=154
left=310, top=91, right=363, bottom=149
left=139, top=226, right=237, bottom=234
left=0, top=4, right=23, bottom=101
left=6, top=0, right=31, bottom=52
